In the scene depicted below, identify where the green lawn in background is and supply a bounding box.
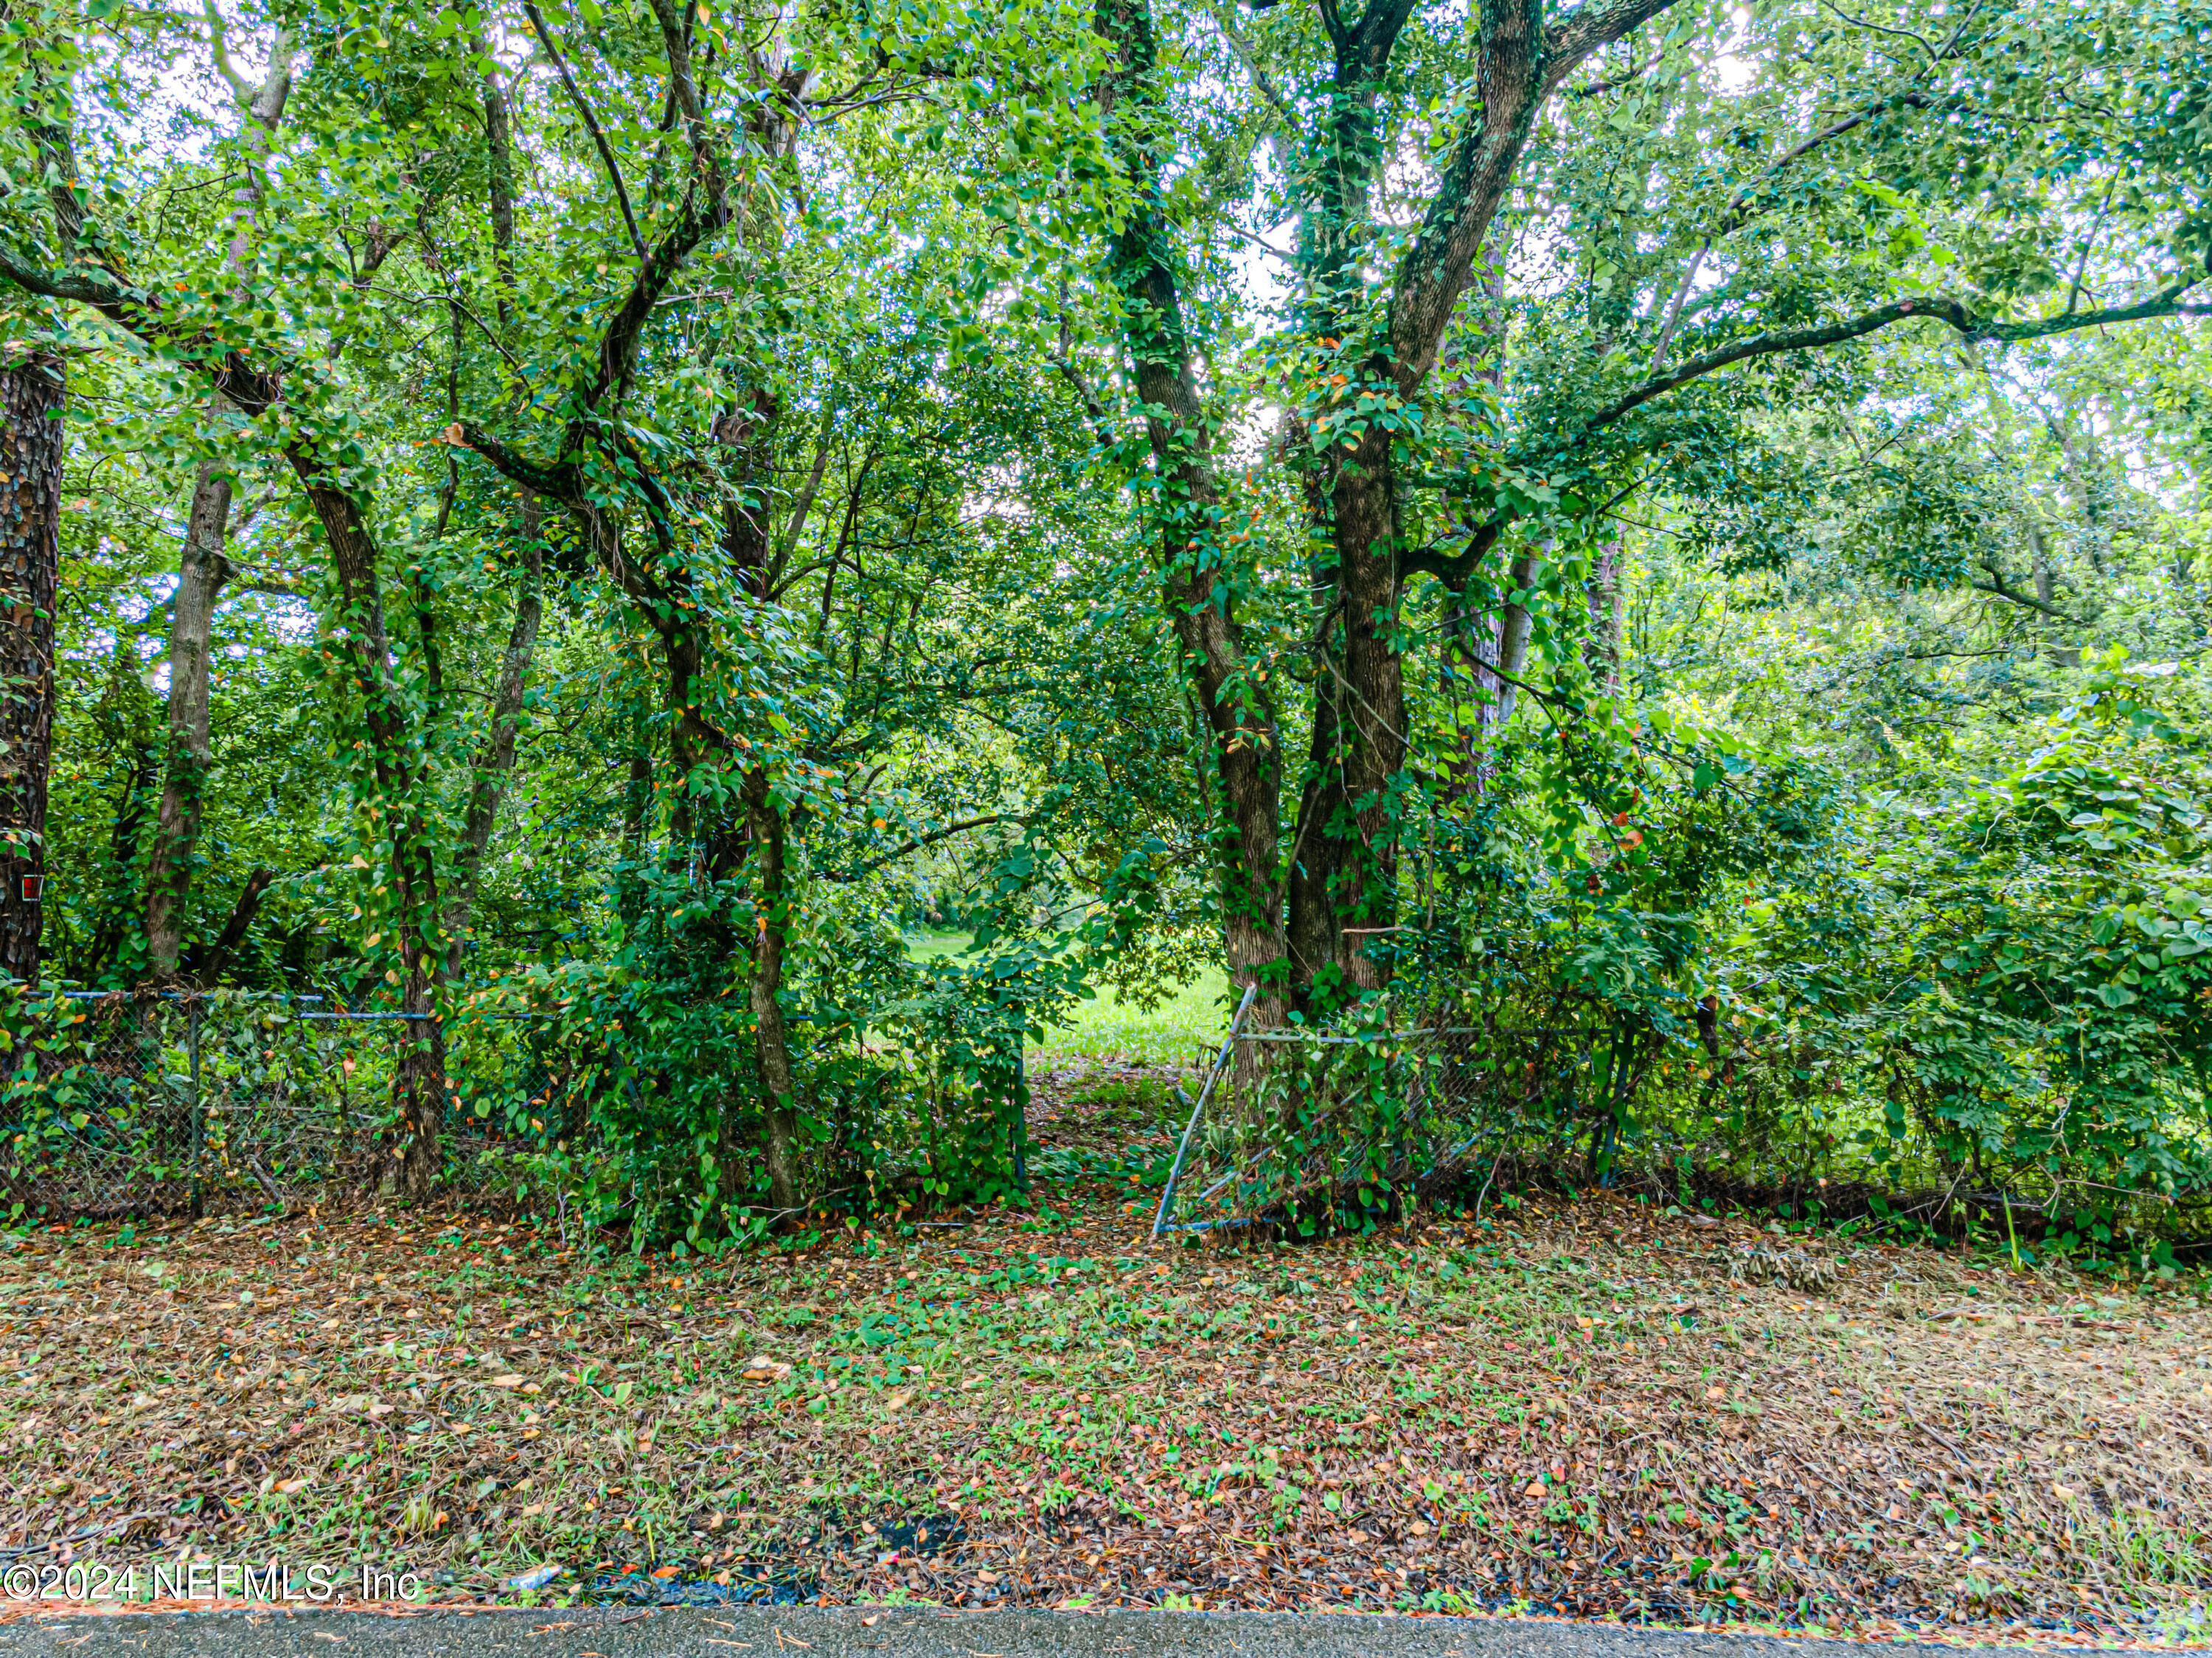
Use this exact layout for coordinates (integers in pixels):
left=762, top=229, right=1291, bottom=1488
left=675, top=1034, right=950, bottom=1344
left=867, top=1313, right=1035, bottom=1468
left=902, top=931, right=1228, bottom=1066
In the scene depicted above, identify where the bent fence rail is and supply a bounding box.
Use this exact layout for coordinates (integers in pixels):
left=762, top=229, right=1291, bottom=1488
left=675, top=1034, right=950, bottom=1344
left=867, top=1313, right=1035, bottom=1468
left=1153, top=1012, right=1610, bottom=1237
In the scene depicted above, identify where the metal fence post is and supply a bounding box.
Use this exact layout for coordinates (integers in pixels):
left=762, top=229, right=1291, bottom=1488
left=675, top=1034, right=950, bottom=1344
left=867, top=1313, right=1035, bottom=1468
left=187, top=999, right=204, bottom=1220
left=1152, top=983, right=1257, bottom=1240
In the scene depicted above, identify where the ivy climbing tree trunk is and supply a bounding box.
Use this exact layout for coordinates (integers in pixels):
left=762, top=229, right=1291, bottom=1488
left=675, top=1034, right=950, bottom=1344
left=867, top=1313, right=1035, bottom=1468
left=0, top=351, right=63, bottom=988
left=441, top=64, right=545, bottom=975
left=291, top=456, right=448, bottom=1199
left=442, top=496, right=544, bottom=973
left=1093, top=0, right=1689, bottom=1017
left=142, top=456, right=231, bottom=978
left=745, top=770, right=802, bottom=1213
left=1096, top=0, right=1289, bottom=1034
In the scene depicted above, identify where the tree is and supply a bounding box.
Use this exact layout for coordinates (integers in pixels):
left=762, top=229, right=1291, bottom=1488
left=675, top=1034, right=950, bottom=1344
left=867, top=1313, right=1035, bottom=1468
left=0, top=348, right=63, bottom=985
left=1076, top=0, right=2211, bottom=1022
left=139, top=13, right=296, bottom=980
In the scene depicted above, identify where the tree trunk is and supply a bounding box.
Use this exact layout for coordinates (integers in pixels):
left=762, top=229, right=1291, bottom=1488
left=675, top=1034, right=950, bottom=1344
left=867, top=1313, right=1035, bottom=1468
left=1585, top=537, right=1621, bottom=692
left=745, top=771, right=802, bottom=1214
left=0, top=352, right=64, bottom=988
left=434, top=49, right=547, bottom=978
left=1295, top=461, right=1409, bottom=996
left=1441, top=542, right=1537, bottom=798
left=139, top=34, right=294, bottom=980
left=196, top=865, right=274, bottom=988
left=479, top=43, right=520, bottom=324
left=1096, top=0, right=1288, bottom=1032
left=396, top=948, right=446, bottom=1200
left=142, top=456, right=233, bottom=977
left=442, top=494, right=546, bottom=972
left=288, top=450, right=447, bottom=1201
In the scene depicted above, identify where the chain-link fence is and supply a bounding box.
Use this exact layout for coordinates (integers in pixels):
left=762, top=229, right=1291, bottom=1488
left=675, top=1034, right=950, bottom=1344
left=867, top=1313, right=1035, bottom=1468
left=0, top=993, right=572, bottom=1221
left=1153, top=995, right=1611, bottom=1237
left=0, top=987, right=1034, bottom=1226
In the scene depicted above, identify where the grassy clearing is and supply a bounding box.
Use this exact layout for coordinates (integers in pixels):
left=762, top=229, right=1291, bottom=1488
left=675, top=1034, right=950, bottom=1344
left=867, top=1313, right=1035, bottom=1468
left=902, top=931, right=1227, bottom=1067
left=4, top=1055, right=2209, bottom=1640
left=1036, top=969, right=1230, bottom=1067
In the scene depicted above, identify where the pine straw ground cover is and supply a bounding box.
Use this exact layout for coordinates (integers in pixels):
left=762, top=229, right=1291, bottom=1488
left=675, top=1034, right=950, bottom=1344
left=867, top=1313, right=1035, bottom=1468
left=3, top=1058, right=2211, bottom=1645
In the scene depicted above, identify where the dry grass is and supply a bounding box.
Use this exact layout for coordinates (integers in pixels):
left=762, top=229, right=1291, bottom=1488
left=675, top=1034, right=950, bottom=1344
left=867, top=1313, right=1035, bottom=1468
left=2, top=1056, right=2208, bottom=1645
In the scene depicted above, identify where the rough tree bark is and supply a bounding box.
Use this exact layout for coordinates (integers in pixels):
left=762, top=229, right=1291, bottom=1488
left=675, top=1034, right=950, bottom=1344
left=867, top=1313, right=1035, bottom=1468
left=0, top=352, right=64, bottom=988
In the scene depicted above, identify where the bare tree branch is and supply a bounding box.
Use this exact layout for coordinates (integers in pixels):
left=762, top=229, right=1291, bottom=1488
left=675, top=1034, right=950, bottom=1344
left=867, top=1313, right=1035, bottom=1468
left=1586, top=280, right=2211, bottom=434
left=844, top=813, right=1027, bottom=877
left=1207, top=1, right=1295, bottom=128
left=519, top=0, right=650, bottom=266
left=1972, top=565, right=2080, bottom=623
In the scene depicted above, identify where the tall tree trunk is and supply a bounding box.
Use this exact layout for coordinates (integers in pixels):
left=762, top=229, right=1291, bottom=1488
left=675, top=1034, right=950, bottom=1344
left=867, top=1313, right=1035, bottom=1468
left=139, top=30, right=294, bottom=980
left=442, top=495, right=546, bottom=972
left=288, top=452, right=446, bottom=1201
left=479, top=41, right=521, bottom=325
left=1585, top=537, right=1621, bottom=692
left=1298, top=469, right=1409, bottom=996
left=436, top=48, right=548, bottom=978
left=1437, top=257, right=1515, bottom=800
left=1284, top=608, right=1343, bottom=990
left=1096, top=0, right=1287, bottom=1031
left=1442, top=543, right=1537, bottom=797
left=142, top=457, right=232, bottom=977
left=1273, top=0, right=1669, bottom=1003
left=745, top=771, right=802, bottom=1213
left=395, top=945, right=445, bottom=1199
left=0, top=352, right=63, bottom=988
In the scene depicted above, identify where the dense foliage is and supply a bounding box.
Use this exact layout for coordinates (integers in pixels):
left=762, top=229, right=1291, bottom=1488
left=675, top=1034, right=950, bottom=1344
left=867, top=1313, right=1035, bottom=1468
left=2, top=0, right=2208, bottom=1255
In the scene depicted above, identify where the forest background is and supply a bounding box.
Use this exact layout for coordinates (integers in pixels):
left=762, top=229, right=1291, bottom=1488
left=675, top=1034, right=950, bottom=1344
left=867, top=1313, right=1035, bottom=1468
left=1, top=0, right=2210, bottom=1261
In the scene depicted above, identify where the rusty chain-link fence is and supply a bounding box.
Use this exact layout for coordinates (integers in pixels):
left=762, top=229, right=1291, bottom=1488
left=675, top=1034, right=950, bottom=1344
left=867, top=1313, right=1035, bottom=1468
left=0, top=989, right=1026, bottom=1227
left=0, top=993, right=574, bottom=1221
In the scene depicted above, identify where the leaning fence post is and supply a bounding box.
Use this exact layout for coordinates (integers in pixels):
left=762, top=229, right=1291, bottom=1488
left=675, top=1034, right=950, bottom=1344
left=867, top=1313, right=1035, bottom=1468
left=187, top=997, right=204, bottom=1220
left=1011, top=1021, right=1030, bottom=1195
left=1152, top=983, right=1257, bottom=1241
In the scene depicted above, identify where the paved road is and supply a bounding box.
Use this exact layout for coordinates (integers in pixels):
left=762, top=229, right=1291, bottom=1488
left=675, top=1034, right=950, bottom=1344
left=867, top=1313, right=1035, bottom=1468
left=0, top=1605, right=2039, bottom=1658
